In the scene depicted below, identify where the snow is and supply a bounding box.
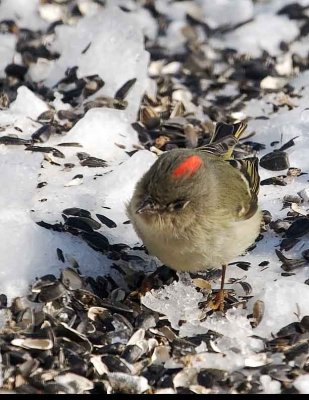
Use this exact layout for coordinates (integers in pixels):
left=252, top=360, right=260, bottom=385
left=255, top=0, right=309, bottom=14
left=0, top=86, right=49, bottom=139
left=213, top=14, right=299, bottom=57
left=0, top=148, right=42, bottom=209
left=155, top=1, right=206, bottom=52
left=157, top=0, right=300, bottom=57
left=28, top=58, right=54, bottom=83
left=198, top=0, right=254, bottom=29
left=1, top=0, right=309, bottom=388
left=0, top=88, right=156, bottom=300
left=254, top=281, right=309, bottom=338
left=61, top=108, right=139, bottom=162
left=44, top=5, right=149, bottom=120
left=0, top=3, right=153, bottom=301
left=0, top=208, right=109, bottom=301
left=0, top=147, right=110, bottom=301
left=156, top=0, right=202, bottom=22
left=0, top=0, right=48, bottom=30
left=10, top=86, right=49, bottom=121
left=32, top=147, right=156, bottom=247
left=161, top=21, right=189, bottom=52
left=143, top=284, right=267, bottom=371
left=0, top=34, right=16, bottom=79
left=125, top=7, right=158, bottom=41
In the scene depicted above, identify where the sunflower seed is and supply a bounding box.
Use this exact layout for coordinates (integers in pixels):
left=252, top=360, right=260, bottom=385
left=260, top=151, right=290, bottom=171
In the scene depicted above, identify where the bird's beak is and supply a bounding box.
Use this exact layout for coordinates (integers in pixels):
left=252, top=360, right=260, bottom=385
left=136, top=197, right=155, bottom=214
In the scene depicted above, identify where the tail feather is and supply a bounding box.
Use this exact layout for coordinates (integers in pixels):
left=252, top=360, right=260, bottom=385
left=209, top=121, right=247, bottom=144
left=198, top=121, right=247, bottom=160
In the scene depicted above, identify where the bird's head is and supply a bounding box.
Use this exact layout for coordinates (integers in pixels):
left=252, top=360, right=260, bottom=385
left=130, top=150, right=207, bottom=227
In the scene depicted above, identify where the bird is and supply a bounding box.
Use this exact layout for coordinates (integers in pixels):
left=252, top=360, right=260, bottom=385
left=126, top=122, right=261, bottom=311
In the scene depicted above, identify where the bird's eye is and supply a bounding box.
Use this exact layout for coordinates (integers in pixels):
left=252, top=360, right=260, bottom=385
left=170, top=200, right=189, bottom=211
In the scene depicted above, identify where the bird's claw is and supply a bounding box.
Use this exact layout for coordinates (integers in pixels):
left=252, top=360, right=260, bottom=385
left=208, top=289, right=227, bottom=312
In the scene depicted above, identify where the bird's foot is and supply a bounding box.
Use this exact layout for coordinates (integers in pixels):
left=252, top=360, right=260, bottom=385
left=208, top=289, right=227, bottom=312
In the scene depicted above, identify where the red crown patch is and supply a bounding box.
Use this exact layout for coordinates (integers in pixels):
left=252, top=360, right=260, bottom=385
left=172, top=155, right=203, bottom=178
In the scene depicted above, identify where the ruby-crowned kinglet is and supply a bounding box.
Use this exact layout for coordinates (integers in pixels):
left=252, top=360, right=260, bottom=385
left=127, top=122, right=261, bottom=310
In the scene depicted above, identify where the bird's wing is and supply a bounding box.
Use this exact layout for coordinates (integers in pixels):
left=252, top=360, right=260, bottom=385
left=228, top=157, right=260, bottom=220
left=198, top=122, right=260, bottom=220
left=197, top=122, right=247, bottom=160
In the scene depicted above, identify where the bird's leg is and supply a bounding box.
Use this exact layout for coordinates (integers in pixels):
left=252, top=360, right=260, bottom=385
left=218, top=264, right=227, bottom=311
left=209, top=264, right=227, bottom=312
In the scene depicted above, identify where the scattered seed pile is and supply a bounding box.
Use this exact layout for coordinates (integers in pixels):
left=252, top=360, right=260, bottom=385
left=0, top=265, right=309, bottom=394
left=1, top=0, right=309, bottom=394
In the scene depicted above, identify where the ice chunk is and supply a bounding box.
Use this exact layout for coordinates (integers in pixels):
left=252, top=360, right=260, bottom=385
left=94, top=149, right=156, bottom=208
left=103, top=1, right=157, bottom=40
left=0, top=86, right=49, bottom=137
left=141, top=279, right=206, bottom=334
left=198, top=0, right=254, bottom=29
left=142, top=283, right=266, bottom=371
left=122, top=6, right=158, bottom=41
left=293, top=374, right=309, bottom=394
left=143, top=287, right=262, bottom=351
left=10, top=86, right=49, bottom=120
left=31, top=108, right=154, bottom=235
left=202, top=308, right=253, bottom=340
left=60, top=108, right=139, bottom=162
left=254, top=281, right=309, bottom=338
left=196, top=309, right=264, bottom=371
left=45, top=5, right=149, bottom=119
